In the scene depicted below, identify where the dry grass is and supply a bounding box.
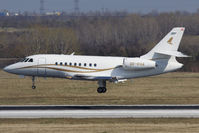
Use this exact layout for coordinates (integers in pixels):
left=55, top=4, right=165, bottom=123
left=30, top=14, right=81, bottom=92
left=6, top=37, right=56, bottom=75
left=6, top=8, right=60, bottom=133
left=0, top=27, right=25, bottom=33
left=0, top=70, right=199, bottom=105
left=1, top=118, right=199, bottom=133
left=1, top=71, right=199, bottom=133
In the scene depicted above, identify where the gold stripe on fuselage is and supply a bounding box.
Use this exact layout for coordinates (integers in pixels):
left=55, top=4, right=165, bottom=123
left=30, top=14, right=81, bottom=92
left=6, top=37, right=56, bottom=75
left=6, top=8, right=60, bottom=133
left=42, top=67, right=113, bottom=73
left=17, top=64, right=114, bottom=73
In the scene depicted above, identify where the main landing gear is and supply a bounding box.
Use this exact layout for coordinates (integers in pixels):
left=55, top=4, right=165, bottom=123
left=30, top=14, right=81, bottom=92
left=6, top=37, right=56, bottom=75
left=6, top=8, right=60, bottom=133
left=97, top=80, right=107, bottom=93
left=32, top=76, right=36, bottom=89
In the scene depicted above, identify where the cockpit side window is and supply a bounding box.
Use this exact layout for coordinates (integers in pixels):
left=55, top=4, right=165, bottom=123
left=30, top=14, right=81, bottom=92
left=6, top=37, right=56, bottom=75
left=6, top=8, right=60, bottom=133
left=28, top=58, right=33, bottom=62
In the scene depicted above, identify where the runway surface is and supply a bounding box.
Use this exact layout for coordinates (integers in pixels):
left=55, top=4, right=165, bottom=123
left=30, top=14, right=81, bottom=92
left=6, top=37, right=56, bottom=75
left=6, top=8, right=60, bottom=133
left=1, top=105, right=199, bottom=118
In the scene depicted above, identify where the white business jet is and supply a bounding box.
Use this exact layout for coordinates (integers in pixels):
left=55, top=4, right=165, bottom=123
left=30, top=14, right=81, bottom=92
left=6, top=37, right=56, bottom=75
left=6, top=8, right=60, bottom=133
left=4, top=27, right=189, bottom=93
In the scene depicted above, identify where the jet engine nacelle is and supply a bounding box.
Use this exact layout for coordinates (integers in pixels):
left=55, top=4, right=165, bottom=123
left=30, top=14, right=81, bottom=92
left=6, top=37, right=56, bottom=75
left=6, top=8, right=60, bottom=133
left=123, top=58, right=156, bottom=70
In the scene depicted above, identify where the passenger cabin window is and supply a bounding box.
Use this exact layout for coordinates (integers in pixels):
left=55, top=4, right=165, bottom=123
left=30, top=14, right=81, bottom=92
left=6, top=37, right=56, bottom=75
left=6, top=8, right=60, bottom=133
left=54, top=62, right=96, bottom=67
left=28, top=58, right=33, bottom=62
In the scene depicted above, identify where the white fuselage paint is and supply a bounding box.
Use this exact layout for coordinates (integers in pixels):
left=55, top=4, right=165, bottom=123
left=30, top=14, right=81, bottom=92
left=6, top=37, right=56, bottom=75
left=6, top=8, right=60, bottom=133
left=4, top=54, right=183, bottom=81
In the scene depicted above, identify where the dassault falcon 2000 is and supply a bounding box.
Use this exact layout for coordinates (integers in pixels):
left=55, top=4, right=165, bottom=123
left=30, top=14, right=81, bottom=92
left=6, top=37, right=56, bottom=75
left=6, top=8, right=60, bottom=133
left=4, top=27, right=189, bottom=93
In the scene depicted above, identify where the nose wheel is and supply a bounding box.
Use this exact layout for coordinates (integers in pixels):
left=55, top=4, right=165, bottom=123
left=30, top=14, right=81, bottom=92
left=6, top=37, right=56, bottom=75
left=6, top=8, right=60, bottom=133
left=32, top=76, right=36, bottom=89
left=97, top=80, right=107, bottom=93
left=32, top=85, right=36, bottom=89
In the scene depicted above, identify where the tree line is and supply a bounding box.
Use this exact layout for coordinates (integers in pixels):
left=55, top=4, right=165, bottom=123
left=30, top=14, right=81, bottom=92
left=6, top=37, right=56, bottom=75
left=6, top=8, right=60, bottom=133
left=0, top=11, right=199, bottom=71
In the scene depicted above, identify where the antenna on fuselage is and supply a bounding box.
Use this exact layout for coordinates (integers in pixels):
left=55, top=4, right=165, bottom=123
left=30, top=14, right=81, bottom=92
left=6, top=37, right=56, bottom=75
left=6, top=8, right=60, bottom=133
left=70, top=52, right=75, bottom=55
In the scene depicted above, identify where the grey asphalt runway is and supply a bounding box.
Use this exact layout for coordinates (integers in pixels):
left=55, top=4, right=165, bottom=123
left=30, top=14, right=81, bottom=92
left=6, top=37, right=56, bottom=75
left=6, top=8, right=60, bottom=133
left=1, top=105, right=199, bottom=118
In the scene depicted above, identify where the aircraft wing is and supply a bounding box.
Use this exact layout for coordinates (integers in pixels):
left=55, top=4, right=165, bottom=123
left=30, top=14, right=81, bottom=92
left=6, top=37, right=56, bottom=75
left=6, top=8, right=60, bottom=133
left=73, top=74, right=113, bottom=80
left=73, top=75, right=128, bottom=84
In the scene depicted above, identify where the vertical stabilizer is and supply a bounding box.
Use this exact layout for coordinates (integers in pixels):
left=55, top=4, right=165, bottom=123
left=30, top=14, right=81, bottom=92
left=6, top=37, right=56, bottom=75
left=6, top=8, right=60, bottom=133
left=141, top=27, right=185, bottom=59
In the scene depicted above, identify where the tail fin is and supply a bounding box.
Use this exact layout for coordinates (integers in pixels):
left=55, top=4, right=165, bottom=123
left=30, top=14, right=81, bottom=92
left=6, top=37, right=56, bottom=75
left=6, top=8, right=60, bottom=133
left=141, top=27, right=189, bottom=60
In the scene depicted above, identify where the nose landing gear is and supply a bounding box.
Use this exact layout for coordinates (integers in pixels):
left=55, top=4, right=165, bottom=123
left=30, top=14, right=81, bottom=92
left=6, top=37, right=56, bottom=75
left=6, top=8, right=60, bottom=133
left=32, top=76, right=36, bottom=89
left=97, top=80, right=107, bottom=93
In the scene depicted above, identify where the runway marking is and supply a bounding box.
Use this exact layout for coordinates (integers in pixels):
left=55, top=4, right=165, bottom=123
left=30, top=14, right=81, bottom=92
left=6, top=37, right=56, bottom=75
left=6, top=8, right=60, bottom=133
left=1, top=105, right=199, bottom=118
left=1, top=110, right=199, bottom=118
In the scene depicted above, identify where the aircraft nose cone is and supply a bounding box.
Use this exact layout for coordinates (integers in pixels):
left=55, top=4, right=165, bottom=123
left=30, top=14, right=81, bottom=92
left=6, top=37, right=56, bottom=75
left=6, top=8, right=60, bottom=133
left=3, top=66, right=10, bottom=72
left=3, top=65, right=12, bottom=73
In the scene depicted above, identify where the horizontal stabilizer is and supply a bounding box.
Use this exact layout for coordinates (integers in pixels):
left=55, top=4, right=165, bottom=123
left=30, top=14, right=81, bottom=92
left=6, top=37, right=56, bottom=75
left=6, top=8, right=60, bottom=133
left=155, top=50, right=190, bottom=57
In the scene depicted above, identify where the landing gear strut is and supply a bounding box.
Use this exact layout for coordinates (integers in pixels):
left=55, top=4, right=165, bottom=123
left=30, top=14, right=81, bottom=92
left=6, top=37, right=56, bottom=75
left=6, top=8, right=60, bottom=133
left=97, top=80, right=107, bottom=93
left=32, top=76, right=36, bottom=89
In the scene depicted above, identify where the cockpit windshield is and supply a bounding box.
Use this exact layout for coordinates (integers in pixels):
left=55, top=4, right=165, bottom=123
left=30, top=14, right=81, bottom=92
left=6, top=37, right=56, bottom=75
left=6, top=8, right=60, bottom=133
left=20, top=58, right=26, bottom=62
left=24, top=58, right=29, bottom=62
left=28, top=58, right=33, bottom=62
left=20, top=58, right=34, bottom=63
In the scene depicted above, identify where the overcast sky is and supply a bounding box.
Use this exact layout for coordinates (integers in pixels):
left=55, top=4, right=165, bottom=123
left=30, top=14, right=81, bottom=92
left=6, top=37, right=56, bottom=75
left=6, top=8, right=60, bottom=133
left=0, top=0, right=199, bottom=13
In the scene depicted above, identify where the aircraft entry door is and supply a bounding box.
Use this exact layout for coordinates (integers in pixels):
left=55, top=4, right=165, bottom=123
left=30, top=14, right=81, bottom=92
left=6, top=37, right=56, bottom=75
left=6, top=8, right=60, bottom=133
left=37, top=58, right=46, bottom=76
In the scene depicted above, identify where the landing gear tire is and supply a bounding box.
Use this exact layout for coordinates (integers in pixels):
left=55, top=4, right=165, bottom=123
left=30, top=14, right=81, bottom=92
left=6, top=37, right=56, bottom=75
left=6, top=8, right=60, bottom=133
left=97, top=87, right=103, bottom=93
left=97, top=80, right=107, bottom=94
left=102, top=87, right=107, bottom=93
left=32, top=86, right=36, bottom=89
left=97, top=87, right=107, bottom=93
